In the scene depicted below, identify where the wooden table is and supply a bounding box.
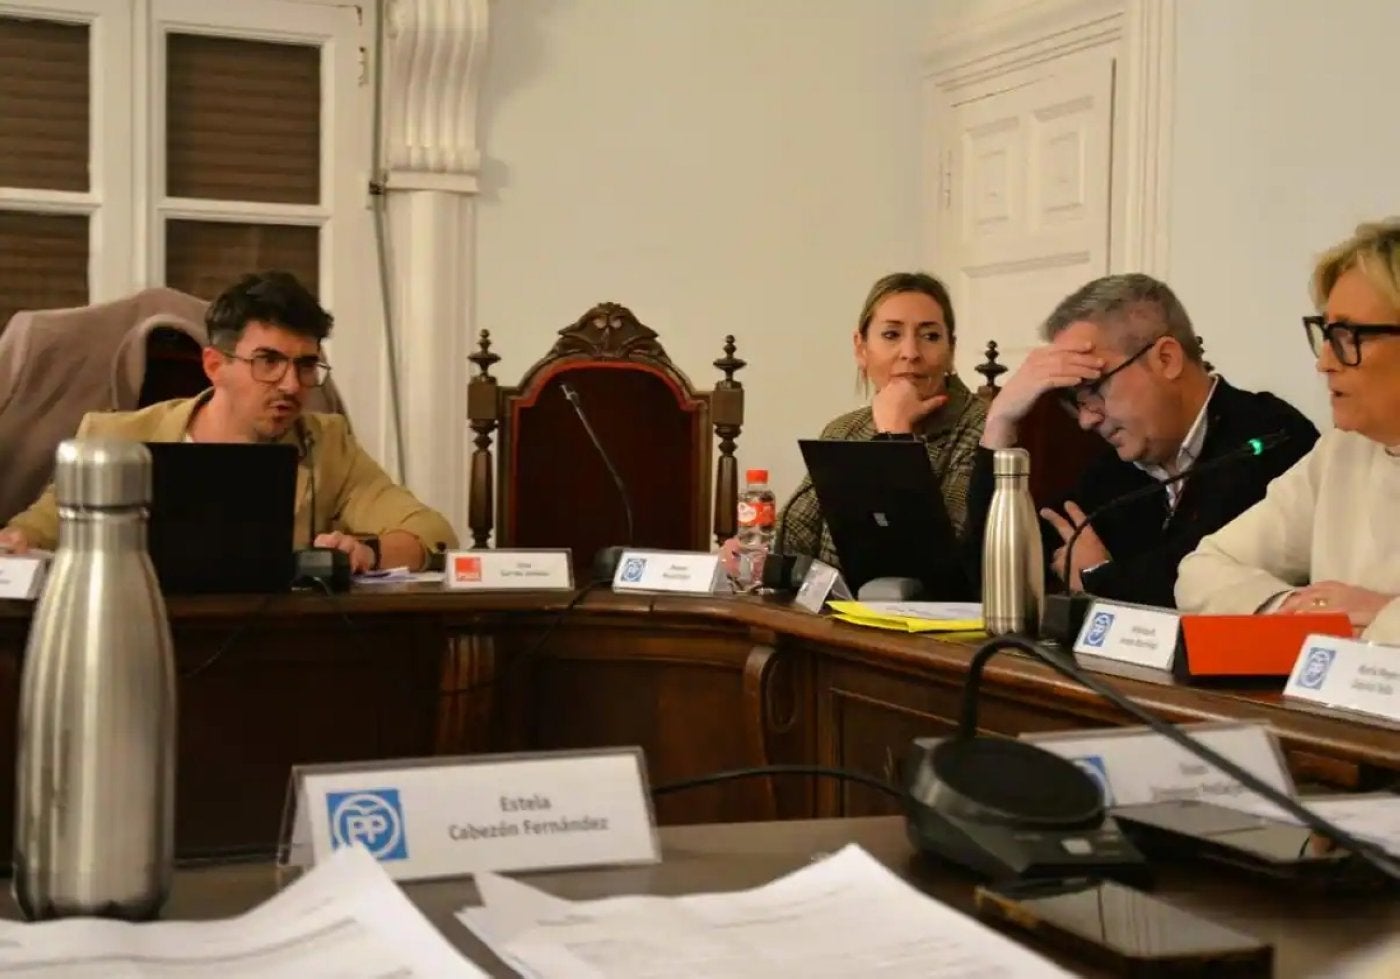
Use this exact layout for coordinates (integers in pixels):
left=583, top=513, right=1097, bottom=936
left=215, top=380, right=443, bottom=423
left=1, top=586, right=1396, bottom=855
left=4, top=817, right=1391, bottom=978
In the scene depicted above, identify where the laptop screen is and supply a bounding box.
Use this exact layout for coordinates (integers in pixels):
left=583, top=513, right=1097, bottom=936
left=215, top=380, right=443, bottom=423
left=144, top=441, right=298, bottom=594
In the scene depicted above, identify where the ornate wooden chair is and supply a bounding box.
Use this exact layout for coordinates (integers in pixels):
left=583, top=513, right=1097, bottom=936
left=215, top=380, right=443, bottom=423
left=466, top=302, right=745, bottom=574
left=973, top=340, right=1104, bottom=507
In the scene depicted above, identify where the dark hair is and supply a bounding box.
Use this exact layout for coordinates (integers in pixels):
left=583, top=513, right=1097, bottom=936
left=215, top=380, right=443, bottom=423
left=205, top=271, right=333, bottom=349
left=1041, top=273, right=1202, bottom=364
left=857, top=272, right=956, bottom=346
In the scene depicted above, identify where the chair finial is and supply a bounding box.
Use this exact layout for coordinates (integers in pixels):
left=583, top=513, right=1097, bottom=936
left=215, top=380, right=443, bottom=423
left=470, top=329, right=500, bottom=381
left=975, top=340, right=1008, bottom=398
left=714, top=335, right=746, bottom=387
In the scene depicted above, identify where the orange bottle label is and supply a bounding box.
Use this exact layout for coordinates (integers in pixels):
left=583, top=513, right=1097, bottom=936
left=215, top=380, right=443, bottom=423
left=737, top=500, right=775, bottom=528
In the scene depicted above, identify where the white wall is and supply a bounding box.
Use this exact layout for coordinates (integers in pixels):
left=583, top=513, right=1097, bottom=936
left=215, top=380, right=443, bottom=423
left=477, top=0, right=927, bottom=508
left=1169, top=0, right=1400, bottom=430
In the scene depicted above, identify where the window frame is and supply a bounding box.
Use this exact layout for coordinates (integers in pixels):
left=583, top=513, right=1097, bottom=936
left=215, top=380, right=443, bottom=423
left=0, top=0, right=133, bottom=303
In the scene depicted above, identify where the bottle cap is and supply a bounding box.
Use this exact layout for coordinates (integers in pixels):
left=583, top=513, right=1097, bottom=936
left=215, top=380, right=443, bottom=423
left=991, top=447, right=1031, bottom=478
left=745, top=468, right=769, bottom=484
left=53, top=438, right=152, bottom=508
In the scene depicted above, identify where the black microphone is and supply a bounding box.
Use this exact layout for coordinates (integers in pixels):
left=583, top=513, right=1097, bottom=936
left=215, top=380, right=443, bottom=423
left=560, top=382, right=635, bottom=580
left=955, top=636, right=1400, bottom=881
left=759, top=480, right=819, bottom=591
left=1042, top=430, right=1290, bottom=642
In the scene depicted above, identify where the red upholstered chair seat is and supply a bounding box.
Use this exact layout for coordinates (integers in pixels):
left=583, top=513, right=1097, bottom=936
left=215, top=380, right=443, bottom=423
left=467, top=302, right=745, bottom=577
left=506, top=363, right=707, bottom=559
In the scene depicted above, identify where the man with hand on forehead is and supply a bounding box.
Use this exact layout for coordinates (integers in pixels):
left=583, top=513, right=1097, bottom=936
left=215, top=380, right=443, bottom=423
left=965, top=273, right=1317, bottom=608
left=0, top=271, right=457, bottom=573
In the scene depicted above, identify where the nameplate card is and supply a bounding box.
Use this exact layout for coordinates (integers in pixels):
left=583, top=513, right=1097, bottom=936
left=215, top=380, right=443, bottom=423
left=444, top=549, right=573, bottom=591
left=1074, top=600, right=1179, bottom=671
left=611, top=549, right=724, bottom=594
left=1285, top=633, right=1400, bottom=723
left=1022, top=721, right=1295, bottom=815
left=793, top=559, right=851, bottom=614
left=0, top=555, right=46, bottom=601
left=279, top=748, right=660, bottom=883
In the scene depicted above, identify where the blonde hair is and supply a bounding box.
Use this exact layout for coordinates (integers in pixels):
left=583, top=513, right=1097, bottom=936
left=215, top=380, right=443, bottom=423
left=1311, top=218, right=1400, bottom=312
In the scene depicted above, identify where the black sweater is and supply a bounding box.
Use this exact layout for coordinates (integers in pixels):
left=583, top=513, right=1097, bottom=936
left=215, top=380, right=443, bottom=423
left=965, top=379, right=1319, bottom=608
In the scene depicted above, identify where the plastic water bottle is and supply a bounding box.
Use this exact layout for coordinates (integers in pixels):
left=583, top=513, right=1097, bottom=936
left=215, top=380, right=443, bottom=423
left=735, top=468, right=776, bottom=589
left=14, top=438, right=177, bottom=920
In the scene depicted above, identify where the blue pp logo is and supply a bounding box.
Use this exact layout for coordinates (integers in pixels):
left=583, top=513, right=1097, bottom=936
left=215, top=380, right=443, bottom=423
left=1071, top=755, right=1114, bottom=805
left=1083, top=611, right=1115, bottom=648
left=620, top=556, right=647, bottom=583
left=1298, top=647, right=1336, bottom=691
left=327, top=789, right=408, bottom=861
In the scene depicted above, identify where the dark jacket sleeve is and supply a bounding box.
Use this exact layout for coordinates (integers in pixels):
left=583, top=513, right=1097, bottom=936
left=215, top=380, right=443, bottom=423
left=1079, top=404, right=1319, bottom=607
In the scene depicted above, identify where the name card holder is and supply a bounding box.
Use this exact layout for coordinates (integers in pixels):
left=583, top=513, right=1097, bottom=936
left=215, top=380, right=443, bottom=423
left=793, top=558, right=851, bottom=614
left=611, top=549, right=725, bottom=595
left=444, top=549, right=574, bottom=591
left=1022, top=720, right=1296, bottom=811
left=278, top=747, right=661, bottom=883
left=1074, top=600, right=1352, bottom=682
left=1285, top=633, right=1400, bottom=724
left=0, top=554, right=46, bottom=601
left=1074, top=600, right=1181, bottom=672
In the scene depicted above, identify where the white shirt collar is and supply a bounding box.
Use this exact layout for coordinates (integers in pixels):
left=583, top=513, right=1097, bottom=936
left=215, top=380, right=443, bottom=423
left=1137, top=375, right=1219, bottom=507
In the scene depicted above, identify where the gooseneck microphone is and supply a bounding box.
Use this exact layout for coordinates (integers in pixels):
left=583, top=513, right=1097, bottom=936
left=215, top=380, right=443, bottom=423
left=955, top=636, right=1400, bottom=882
left=1044, top=431, right=1290, bottom=641
left=560, top=382, right=635, bottom=579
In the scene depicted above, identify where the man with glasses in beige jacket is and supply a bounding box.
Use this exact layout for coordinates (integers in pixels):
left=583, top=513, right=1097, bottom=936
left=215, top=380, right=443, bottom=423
left=0, top=271, right=456, bottom=573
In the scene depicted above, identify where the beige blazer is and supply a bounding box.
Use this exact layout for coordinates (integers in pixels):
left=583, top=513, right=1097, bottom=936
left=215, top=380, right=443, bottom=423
left=7, top=394, right=459, bottom=559
left=0, top=288, right=348, bottom=525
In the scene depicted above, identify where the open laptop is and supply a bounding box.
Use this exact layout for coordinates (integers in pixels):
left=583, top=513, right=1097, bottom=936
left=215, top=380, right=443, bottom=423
left=797, top=439, right=975, bottom=600
left=145, top=442, right=298, bottom=594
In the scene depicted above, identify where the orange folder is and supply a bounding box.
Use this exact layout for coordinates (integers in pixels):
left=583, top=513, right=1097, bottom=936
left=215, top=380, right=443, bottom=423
left=1174, top=613, right=1353, bottom=680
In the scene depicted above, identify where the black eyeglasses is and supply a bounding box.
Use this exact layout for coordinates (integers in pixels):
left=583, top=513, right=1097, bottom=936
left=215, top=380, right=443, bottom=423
left=1057, top=337, right=1160, bottom=416
left=220, top=348, right=332, bottom=388
left=1302, top=315, right=1400, bottom=367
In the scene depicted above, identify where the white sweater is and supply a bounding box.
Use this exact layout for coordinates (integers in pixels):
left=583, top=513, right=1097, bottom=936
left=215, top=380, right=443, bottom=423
left=1175, top=429, right=1400, bottom=643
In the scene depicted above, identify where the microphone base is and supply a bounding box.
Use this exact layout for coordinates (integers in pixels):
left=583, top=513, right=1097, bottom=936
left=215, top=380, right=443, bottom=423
left=592, top=545, right=628, bottom=583
left=760, top=553, right=813, bottom=593
left=293, top=547, right=352, bottom=593
left=1041, top=591, right=1093, bottom=645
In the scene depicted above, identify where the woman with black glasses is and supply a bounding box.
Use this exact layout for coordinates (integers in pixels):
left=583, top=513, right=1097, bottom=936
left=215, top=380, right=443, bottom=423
left=1177, top=219, right=1400, bottom=640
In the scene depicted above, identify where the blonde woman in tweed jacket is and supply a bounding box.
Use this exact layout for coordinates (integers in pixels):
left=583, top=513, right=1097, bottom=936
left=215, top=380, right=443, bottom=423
left=771, top=272, right=987, bottom=572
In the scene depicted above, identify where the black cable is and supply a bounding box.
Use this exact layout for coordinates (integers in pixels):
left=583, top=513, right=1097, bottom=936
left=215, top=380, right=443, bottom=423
left=559, top=384, right=635, bottom=546
left=180, top=591, right=280, bottom=680
left=961, top=636, right=1400, bottom=881
left=514, top=579, right=610, bottom=669
left=651, top=764, right=905, bottom=803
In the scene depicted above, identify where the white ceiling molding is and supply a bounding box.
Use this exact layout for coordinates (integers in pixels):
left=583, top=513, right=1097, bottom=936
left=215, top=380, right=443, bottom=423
left=382, top=0, right=489, bottom=194
left=924, top=0, right=1125, bottom=88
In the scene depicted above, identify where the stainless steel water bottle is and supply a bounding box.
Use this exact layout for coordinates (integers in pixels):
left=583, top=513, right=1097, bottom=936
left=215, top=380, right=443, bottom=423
left=981, top=447, right=1045, bottom=636
left=14, top=438, right=176, bottom=920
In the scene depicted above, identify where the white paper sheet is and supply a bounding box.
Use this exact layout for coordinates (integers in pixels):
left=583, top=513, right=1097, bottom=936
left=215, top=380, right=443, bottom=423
left=0, top=845, right=484, bottom=977
left=1221, top=792, right=1400, bottom=856
left=457, top=844, right=1073, bottom=978
left=353, top=568, right=444, bottom=585
left=857, top=601, right=984, bottom=621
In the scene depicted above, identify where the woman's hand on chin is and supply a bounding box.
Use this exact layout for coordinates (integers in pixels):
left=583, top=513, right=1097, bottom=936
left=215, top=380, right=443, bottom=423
left=871, top=377, right=947, bottom=434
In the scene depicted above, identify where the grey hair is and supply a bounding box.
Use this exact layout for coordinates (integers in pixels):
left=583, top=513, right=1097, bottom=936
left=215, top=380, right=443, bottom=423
left=1041, top=273, right=1203, bottom=364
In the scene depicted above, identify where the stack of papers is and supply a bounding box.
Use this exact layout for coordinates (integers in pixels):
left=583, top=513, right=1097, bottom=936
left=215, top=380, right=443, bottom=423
left=458, top=843, right=1072, bottom=977
left=1221, top=792, right=1400, bottom=856
left=828, top=600, right=985, bottom=637
left=0, top=846, right=484, bottom=977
